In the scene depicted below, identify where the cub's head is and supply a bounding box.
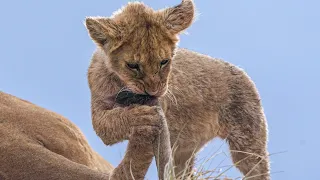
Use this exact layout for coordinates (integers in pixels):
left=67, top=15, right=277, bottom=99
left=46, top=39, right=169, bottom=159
left=85, top=0, right=194, bottom=97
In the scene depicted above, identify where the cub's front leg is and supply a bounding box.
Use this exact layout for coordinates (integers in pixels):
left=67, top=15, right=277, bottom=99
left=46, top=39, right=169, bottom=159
left=91, top=99, right=163, bottom=146
left=110, top=125, right=160, bottom=180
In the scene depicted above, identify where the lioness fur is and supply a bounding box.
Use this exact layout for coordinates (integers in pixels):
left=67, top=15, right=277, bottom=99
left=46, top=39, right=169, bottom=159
left=0, top=91, right=161, bottom=180
left=85, top=0, right=270, bottom=179
left=0, top=91, right=112, bottom=179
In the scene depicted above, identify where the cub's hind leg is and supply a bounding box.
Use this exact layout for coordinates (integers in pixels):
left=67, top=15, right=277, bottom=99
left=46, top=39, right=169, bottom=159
left=217, top=67, right=271, bottom=179
left=226, top=123, right=270, bottom=180
left=220, top=100, right=270, bottom=180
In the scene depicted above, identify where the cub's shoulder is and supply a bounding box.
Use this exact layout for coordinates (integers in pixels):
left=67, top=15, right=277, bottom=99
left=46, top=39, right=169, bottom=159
left=174, top=48, right=223, bottom=63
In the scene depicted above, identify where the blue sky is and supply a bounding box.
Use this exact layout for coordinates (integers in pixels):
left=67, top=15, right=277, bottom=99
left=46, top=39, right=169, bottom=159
left=1, top=0, right=319, bottom=179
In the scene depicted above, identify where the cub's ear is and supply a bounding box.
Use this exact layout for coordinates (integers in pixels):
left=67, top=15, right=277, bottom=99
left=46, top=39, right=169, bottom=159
left=162, top=0, right=195, bottom=34
left=85, top=17, right=120, bottom=46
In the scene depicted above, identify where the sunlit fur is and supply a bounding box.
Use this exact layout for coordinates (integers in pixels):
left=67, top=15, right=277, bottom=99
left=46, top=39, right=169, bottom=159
left=86, top=1, right=194, bottom=97
left=86, top=0, right=270, bottom=179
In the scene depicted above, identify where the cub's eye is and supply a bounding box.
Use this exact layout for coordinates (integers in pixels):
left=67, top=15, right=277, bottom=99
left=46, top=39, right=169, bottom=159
left=127, top=63, right=140, bottom=70
left=160, top=59, right=169, bottom=66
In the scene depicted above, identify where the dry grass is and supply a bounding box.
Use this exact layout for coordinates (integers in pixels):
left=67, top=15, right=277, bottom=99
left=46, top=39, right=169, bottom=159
left=125, top=122, right=284, bottom=180
left=156, top=140, right=285, bottom=180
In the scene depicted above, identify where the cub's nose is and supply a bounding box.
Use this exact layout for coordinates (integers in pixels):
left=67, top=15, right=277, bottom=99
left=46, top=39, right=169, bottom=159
left=144, top=90, right=159, bottom=96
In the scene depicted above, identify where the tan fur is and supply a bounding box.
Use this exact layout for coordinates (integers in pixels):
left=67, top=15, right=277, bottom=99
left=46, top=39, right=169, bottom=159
left=85, top=0, right=270, bottom=179
left=0, top=91, right=161, bottom=180
left=154, top=105, right=173, bottom=180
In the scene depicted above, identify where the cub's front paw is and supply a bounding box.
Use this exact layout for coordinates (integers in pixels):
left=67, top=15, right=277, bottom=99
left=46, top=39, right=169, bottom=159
left=129, top=105, right=163, bottom=128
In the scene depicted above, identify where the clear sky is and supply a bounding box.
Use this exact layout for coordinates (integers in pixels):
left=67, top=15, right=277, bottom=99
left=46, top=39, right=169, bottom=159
left=1, top=0, right=319, bottom=179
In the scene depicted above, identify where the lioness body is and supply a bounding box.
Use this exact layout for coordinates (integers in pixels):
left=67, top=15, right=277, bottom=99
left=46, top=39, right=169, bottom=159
left=0, top=92, right=112, bottom=179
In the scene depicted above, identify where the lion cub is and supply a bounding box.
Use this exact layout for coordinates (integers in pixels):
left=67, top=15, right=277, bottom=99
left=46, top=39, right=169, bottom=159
left=85, top=0, right=270, bottom=179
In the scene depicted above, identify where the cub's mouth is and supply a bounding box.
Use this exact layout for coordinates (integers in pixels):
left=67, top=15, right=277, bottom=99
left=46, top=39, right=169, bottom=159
left=115, top=90, right=158, bottom=106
